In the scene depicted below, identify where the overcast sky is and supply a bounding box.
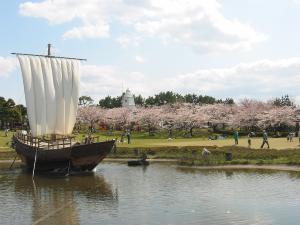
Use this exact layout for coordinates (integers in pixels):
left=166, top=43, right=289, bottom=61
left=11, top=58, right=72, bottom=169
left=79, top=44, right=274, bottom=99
left=1, top=0, right=300, bottom=105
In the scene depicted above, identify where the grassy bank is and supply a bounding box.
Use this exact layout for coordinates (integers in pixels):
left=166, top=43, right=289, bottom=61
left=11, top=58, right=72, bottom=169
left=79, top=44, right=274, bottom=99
left=107, top=145, right=300, bottom=166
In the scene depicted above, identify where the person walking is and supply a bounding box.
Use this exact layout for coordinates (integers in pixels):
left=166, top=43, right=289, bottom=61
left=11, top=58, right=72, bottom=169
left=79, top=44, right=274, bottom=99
left=261, top=130, right=270, bottom=149
left=247, top=132, right=252, bottom=148
left=289, top=132, right=294, bottom=142
left=233, top=130, right=239, bottom=145
left=120, top=132, right=125, bottom=144
left=126, top=129, right=131, bottom=144
left=4, top=128, right=9, bottom=137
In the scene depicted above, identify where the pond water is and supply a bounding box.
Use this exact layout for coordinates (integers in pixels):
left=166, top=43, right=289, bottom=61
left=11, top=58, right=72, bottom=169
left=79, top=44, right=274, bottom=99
left=0, top=162, right=300, bottom=225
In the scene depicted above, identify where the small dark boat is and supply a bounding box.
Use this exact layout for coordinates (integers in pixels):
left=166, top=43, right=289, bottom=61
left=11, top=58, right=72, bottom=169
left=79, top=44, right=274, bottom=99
left=127, top=159, right=149, bottom=166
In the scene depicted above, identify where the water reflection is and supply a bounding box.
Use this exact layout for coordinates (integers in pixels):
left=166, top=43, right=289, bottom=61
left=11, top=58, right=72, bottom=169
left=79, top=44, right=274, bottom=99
left=11, top=172, right=118, bottom=225
left=1, top=163, right=300, bottom=225
left=176, top=166, right=300, bottom=179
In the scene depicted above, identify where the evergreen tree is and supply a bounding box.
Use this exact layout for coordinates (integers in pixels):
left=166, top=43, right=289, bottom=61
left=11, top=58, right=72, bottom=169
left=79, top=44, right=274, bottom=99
left=99, top=95, right=122, bottom=108
left=79, top=96, right=94, bottom=106
left=134, top=94, right=144, bottom=106
left=0, top=97, right=27, bottom=129
left=273, top=95, right=294, bottom=107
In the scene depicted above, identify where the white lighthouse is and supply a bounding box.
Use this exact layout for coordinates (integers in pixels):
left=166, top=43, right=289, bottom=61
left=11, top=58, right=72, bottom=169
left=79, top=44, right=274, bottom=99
left=121, top=89, right=135, bottom=108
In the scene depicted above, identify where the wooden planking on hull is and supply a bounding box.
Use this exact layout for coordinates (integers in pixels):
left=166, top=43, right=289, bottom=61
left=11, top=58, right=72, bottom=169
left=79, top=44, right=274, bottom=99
left=14, top=136, right=115, bottom=172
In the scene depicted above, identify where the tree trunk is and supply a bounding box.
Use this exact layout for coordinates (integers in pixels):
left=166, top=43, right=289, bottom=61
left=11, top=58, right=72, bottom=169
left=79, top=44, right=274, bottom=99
left=168, top=128, right=173, bottom=138
left=148, top=124, right=151, bottom=136
left=189, top=127, right=193, bottom=137
left=212, top=124, right=217, bottom=133
left=296, top=122, right=299, bottom=137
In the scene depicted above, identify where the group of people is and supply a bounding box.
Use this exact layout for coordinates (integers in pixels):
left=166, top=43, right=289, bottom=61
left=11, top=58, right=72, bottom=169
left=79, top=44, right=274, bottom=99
left=84, top=129, right=132, bottom=145
left=120, top=130, right=131, bottom=144
left=233, top=130, right=270, bottom=149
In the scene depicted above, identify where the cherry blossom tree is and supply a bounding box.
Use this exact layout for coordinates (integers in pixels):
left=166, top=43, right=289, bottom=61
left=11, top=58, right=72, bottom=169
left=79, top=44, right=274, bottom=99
left=256, top=106, right=297, bottom=130
left=77, top=106, right=105, bottom=132
left=76, top=101, right=300, bottom=137
left=174, top=104, right=207, bottom=137
left=234, top=99, right=272, bottom=131
left=104, top=107, right=133, bottom=133
left=134, top=106, right=162, bottom=136
left=201, top=103, right=237, bottom=131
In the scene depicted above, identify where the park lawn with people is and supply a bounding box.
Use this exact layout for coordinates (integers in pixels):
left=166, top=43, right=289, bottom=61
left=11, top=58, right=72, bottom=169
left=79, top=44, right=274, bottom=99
left=2, top=130, right=300, bottom=166
left=73, top=130, right=299, bottom=150
left=114, top=137, right=300, bottom=150
left=1, top=130, right=300, bottom=151
left=65, top=131, right=300, bottom=166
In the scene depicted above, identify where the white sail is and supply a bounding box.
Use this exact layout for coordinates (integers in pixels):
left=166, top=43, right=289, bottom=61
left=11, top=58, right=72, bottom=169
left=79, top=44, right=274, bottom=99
left=17, top=55, right=80, bottom=136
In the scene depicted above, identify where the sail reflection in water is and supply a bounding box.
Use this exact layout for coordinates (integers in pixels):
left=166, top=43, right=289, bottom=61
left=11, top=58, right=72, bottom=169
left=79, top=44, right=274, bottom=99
left=0, top=169, right=118, bottom=225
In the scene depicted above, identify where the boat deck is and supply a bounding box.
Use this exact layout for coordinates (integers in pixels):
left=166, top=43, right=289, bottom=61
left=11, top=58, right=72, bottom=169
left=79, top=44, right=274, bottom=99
left=14, top=132, right=99, bottom=150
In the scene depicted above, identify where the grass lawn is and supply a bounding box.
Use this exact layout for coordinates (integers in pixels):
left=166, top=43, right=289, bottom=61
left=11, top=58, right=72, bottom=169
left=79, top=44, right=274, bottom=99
left=121, top=137, right=300, bottom=150
left=0, top=131, right=13, bottom=151
left=1, top=130, right=300, bottom=150
left=71, top=131, right=300, bottom=150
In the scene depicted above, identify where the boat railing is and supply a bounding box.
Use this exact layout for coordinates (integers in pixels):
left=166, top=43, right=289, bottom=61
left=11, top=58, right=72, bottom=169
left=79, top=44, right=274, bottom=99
left=15, top=132, right=76, bottom=150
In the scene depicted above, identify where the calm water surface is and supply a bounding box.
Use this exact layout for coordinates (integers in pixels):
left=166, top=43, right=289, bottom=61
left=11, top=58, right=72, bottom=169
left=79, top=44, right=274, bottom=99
left=0, top=163, right=300, bottom=225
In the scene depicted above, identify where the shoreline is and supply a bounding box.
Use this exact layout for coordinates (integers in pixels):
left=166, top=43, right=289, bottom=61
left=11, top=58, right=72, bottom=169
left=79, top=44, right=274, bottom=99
left=105, top=158, right=300, bottom=172
left=176, top=164, right=300, bottom=172
left=2, top=158, right=300, bottom=172
left=104, top=158, right=300, bottom=172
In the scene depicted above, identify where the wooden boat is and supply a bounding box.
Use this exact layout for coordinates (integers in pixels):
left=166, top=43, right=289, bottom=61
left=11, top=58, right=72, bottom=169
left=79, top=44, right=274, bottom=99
left=12, top=44, right=115, bottom=173
left=13, top=133, right=115, bottom=172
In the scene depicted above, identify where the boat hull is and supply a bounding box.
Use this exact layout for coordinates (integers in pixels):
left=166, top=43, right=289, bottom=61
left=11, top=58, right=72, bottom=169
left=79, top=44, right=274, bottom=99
left=14, top=137, right=115, bottom=172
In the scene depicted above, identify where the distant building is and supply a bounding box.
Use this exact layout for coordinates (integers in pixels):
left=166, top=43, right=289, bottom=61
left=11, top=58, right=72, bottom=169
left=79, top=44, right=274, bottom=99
left=122, top=89, right=135, bottom=108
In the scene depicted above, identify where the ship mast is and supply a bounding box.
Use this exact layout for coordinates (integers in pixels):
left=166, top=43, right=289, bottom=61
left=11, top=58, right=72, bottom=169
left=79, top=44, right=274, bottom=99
left=48, top=43, right=51, bottom=56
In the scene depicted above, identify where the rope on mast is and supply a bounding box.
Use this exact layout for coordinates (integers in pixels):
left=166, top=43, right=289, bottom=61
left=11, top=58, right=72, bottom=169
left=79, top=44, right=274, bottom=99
left=32, top=148, right=38, bottom=179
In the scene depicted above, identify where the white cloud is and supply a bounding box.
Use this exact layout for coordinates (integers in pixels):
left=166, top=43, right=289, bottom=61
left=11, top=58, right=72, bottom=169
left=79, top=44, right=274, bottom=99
left=162, top=58, right=300, bottom=98
left=62, top=23, right=110, bottom=39
left=80, top=64, right=155, bottom=100
left=1, top=56, right=294, bottom=102
left=80, top=58, right=300, bottom=101
left=292, top=0, right=300, bottom=5
left=128, top=72, right=145, bottom=81
left=135, top=55, right=145, bottom=63
left=116, top=35, right=141, bottom=47
left=134, top=0, right=267, bottom=52
left=0, top=57, right=18, bottom=77
left=81, top=64, right=136, bottom=99
left=116, top=35, right=132, bottom=48
left=19, top=0, right=266, bottom=52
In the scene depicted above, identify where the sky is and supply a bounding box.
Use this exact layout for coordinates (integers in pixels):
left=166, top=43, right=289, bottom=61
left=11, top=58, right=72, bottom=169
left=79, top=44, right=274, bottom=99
left=1, top=0, right=300, bottom=105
